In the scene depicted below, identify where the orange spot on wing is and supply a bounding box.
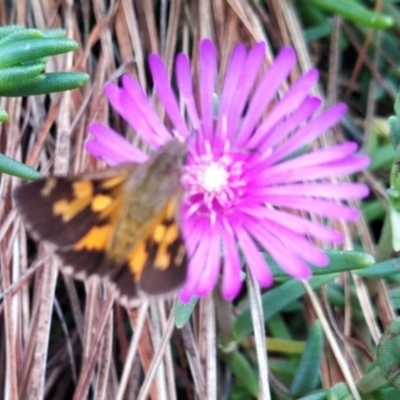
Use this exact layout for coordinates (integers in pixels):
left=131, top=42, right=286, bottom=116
left=73, top=180, right=93, bottom=197
left=99, top=195, right=123, bottom=221
left=53, top=180, right=94, bottom=222
left=153, top=224, right=166, bottom=243
left=154, top=247, right=170, bottom=270
left=149, top=205, right=181, bottom=270
left=100, top=175, right=127, bottom=189
left=91, top=195, right=112, bottom=212
left=165, top=225, right=178, bottom=244
left=127, top=241, right=148, bottom=280
left=53, top=197, right=92, bottom=222
left=73, top=225, right=112, bottom=251
left=152, top=225, right=180, bottom=270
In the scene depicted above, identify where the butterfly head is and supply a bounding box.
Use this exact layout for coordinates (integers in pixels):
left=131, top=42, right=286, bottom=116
left=159, top=138, right=188, bottom=164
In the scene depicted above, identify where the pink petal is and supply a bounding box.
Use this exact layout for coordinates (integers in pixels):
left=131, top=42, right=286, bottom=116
left=215, top=44, right=247, bottom=146
left=248, top=216, right=329, bottom=266
left=199, top=39, right=217, bottom=139
left=236, top=47, right=297, bottom=146
left=245, top=217, right=314, bottom=277
left=221, top=230, right=243, bottom=299
left=179, top=220, right=212, bottom=302
left=267, top=103, right=348, bottom=165
left=175, top=54, right=201, bottom=131
left=227, top=42, right=266, bottom=140
left=121, top=75, right=172, bottom=146
left=194, top=229, right=222, bottom=296
left=261, top=183, right=369, bottom=199
left=265, top=197, right=361, bottom=220
left=247, top=69, right=319, bottom=149
left=233, top=225, right=273, bottom=287
left=148, top=54, right=190, bottom=140
left=269, top=157, right=370, bottom=184
left=242, top=206, right=344, bottom=243
left=258, top=97, right=321, bottom=154
left=86, top=124, right=148, bottom=165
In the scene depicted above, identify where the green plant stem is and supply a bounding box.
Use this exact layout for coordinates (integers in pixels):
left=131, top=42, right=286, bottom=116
left=213, top=288, right=235, bottom=348
left=357, top=366, right=388, bottom=394
left=375, top=211, right=393, bottom=263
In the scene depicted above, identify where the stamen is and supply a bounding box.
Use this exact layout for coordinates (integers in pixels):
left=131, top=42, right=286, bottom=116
left=200, top=162, right=229, bottom=193
left=182, top=142, right=247, bottom=217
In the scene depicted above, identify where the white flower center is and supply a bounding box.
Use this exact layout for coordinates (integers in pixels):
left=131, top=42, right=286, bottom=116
left=200, top=161, right=228, bottom=193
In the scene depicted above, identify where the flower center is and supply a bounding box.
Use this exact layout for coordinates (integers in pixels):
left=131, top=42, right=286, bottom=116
left=199, top=161, right=228, bottom=193
left=183, top=141, right=247, bottom=220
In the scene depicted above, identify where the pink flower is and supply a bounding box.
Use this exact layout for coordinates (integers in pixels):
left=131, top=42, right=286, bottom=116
left=86, top=39, right=370, bottom=301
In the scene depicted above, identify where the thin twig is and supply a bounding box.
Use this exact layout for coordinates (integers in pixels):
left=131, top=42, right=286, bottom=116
left=303, top=281, right=362, bottom=400
left=246, top=270, right=271, bottom=400
left=136, top=302, right=177, bottom=400
left=116, top=300, right=150, bottom=400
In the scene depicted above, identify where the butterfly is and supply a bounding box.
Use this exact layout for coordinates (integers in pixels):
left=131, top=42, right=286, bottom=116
left=14, top=139, right=188, bottom=305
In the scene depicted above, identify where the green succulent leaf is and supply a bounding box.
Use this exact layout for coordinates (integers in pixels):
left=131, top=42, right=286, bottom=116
left=308, top=0, right=393, bottom=29
left=0, top=37, right=77, bottom=69
left=377, top=318, right=400, bottom=390
left=0, top=63, right=46, bottom=93
left=290, top=321, right=324, bottom=396
left=0, top=72, right=89, bottom=96
left=0, top=154, right=41, bottom=180
left=175, top=297, right=198, bottom=328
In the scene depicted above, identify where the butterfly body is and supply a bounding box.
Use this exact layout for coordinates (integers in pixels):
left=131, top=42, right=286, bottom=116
left=14, top=139, right=188, bottom=304
left=110, top=140, right=187, bottom=261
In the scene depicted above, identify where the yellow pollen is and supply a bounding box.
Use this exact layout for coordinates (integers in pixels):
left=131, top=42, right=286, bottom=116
left=200, top=162, right=228, bottom=193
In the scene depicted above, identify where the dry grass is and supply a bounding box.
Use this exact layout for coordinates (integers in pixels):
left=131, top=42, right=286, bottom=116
left=0, top=0, right=393, bottom=399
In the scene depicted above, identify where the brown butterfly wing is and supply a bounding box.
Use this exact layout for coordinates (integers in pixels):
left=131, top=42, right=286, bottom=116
left=14, top=164, right=135, bottom=248
left=14, top=145, right=188, bottom=302
left=14, top=165, right=142, bottom=301
left=138, top=230, right=187, bottom=295
left=56, top=197, right=188, bottom=300
left=58, top=249, right=139, bottom=301
left=137, top=199, right=187, bottom=295
left=15, top=177, right=98, bottom=247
